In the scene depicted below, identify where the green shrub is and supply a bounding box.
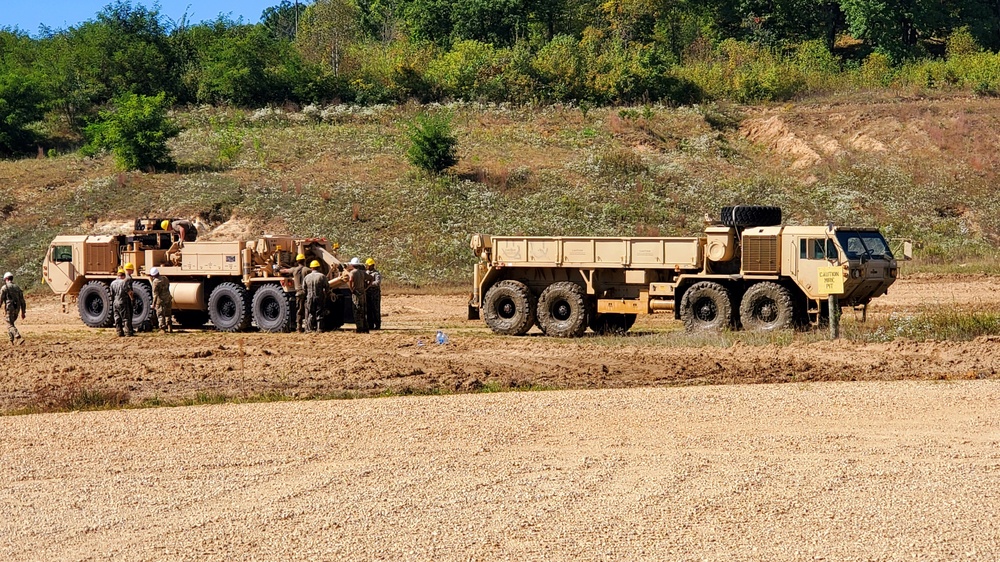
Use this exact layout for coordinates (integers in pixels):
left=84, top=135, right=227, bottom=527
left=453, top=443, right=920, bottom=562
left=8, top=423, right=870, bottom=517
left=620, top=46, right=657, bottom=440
left=82, top=92, right=182, bottom=171
left=406, top=111, right=457, bottom=174
left=424, top=40, right=510, bottom=101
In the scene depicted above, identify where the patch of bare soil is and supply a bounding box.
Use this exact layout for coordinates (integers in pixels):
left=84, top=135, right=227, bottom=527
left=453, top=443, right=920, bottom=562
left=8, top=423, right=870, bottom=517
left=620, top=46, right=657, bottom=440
left=3, top=276, right=1000, bottom=412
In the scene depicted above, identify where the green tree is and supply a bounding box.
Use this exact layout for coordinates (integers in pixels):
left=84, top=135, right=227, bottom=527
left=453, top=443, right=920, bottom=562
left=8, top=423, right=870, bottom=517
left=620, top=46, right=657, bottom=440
left=296, top=0, right=361, bottom=76
left=83, top=92, right=181, bottom=171
left=406, top=112, right=457, bottom=174
left=262, top=0, right=302, bottom=40
left=0, top=72, right=45, bottom=156
left=840, top=0, right=951, bottom=61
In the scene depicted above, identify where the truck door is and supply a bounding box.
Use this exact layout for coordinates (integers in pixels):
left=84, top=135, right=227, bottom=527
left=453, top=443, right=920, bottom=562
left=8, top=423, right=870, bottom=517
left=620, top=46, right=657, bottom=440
left=793, top=236, right=840, bottom=298
left=45, top=242, right=80, bottom=294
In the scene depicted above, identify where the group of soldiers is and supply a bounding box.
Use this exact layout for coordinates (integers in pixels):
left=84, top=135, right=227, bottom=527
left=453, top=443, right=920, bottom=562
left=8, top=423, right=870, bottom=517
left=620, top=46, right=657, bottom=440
left=284, top=254, right=382, bottom=333
left=108, top=262, right=173, bottom=337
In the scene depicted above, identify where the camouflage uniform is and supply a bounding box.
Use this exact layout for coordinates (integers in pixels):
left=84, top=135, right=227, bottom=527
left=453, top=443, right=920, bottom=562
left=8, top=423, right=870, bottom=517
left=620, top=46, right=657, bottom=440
left=366, top=267, right=382, bottom=330
left=348, top=267, right=369, bottom=333
left=151, top=275, right=172, bottom=332
left=109, top=276, right=134, bottom=337
left=1, top=279, right=26, bottom=344
left=303, top=269, right=329, bottom=332
left=291, top=263, right=309, bottom=332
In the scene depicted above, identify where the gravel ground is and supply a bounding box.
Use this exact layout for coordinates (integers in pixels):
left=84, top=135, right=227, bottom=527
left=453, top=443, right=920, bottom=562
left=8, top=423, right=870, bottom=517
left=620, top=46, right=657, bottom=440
left=3, top=380, right=1000, bottom=561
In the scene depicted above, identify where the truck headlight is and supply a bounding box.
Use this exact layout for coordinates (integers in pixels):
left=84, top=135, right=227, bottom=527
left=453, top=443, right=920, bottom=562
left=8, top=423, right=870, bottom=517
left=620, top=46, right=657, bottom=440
left=889, top=267, right=898, bottom=278
left=850, top=268, right=862, bottom=279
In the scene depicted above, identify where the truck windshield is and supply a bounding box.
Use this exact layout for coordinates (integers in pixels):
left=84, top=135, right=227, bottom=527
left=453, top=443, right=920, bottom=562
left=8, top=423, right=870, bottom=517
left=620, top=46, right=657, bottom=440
left=836, top=231, right=893, bottom=260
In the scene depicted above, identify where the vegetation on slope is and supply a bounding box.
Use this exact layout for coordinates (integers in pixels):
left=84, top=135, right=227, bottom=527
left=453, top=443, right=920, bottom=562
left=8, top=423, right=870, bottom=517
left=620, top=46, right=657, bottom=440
left=3, top=98, right=1000, bottom=291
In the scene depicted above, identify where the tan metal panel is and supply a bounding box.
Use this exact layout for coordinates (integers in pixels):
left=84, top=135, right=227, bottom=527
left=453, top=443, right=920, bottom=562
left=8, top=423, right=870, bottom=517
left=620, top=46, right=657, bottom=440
left=495, top=238, right=528, bottom=263
left=663, top=238, right=702, bottom=268
left=525, top=239, right=559, bottom=264
left=594, top=240, right=625, bottom=264
left=561, top=239, right=595, bottom=264
left=630, top=240, right=663, bottom=266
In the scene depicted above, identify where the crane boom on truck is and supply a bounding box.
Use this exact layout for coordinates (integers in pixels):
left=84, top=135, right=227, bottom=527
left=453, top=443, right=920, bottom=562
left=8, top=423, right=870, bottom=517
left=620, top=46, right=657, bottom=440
left=468, top=206, right=906, bottom=336
left=43, top=218, right=353, bottom=332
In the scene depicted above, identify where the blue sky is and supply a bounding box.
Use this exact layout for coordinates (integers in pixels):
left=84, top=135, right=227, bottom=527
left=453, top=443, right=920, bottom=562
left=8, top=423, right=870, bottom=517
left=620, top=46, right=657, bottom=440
left=3, top=1, right=283, bottom=35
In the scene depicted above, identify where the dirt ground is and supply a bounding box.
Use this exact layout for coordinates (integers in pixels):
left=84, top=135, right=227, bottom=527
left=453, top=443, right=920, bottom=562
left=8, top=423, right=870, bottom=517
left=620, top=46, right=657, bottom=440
left=2, top=275, right=1000, bottom=412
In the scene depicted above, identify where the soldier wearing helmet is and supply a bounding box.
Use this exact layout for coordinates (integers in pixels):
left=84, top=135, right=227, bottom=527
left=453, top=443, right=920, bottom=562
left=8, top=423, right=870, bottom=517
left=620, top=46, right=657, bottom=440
left=109, top=268, right=134, bottom=337
left=365, top=258, right=382, bottom=330
left=278, top=252, right=310, bottom=332
left=346, top=257, right=370, bottom=333
left=149, top=267, right=172, bottom=333
left=161, top=219, right=198, bottom=245
left=1, top=271, right=26, bottom=345
left=303, top=259, right=330, bottom=332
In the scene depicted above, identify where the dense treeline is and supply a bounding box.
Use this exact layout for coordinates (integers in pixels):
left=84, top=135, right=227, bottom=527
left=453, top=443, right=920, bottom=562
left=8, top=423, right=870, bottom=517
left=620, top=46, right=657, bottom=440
left=5, top=0, right=1000, bottom=156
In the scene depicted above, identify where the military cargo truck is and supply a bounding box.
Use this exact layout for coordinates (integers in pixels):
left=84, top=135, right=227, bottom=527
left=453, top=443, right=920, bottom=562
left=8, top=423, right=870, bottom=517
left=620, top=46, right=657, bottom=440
left=469, top=206, right=906, bottom=336
left=43, top=218, right=352, bottom=332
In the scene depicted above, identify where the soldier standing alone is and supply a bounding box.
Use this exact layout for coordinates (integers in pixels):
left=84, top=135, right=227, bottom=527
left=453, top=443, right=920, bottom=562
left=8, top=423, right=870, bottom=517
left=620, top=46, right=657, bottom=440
left=347, top=257, right=369, bottom=333
left=365, top=258, right=382, bottom=330
left=1, top=272, right=26, bottom=345
left=303, top=260, right=329, bottom=332
left=150, top=267, right=172, bottom=333
left=109, top=268, right=134, bottom=337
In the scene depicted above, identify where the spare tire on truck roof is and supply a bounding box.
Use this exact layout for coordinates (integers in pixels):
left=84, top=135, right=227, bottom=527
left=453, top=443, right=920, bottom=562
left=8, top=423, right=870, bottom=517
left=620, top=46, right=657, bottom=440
left=720, top=206, right=782, bottom=227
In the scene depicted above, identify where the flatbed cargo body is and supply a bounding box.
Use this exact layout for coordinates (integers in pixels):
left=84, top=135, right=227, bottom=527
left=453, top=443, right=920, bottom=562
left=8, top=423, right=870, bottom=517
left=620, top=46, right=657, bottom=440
left=469, top=208, right=902, bottom=337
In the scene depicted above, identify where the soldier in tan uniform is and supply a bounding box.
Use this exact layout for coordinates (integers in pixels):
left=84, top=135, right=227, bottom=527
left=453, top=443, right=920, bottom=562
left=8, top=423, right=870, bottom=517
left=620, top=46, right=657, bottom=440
left=150, top=267, right=172, bottom=333
left=1, top=272, right=26, bottom=345
left=303, top=260, right=330, bottom=332
left=279, top=253, right=309, bottom=332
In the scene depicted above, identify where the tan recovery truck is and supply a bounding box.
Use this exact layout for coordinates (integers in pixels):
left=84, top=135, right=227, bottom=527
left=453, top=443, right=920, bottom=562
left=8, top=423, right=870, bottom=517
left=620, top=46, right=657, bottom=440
left=43, top=218, right=353, bottom=332
left=469, top=206, right=907, bottom=336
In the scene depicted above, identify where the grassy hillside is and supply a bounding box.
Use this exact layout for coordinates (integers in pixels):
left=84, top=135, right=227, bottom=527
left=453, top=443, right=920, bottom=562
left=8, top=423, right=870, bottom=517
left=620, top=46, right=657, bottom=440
left=4, top=94, right=1000, bottom=291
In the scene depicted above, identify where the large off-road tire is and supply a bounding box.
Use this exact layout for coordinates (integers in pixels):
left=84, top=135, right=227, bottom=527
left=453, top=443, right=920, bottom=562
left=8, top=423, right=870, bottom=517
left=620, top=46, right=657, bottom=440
left=208, top=282, right=252, bottom=332
left=740, top=282, right=794, bottom=332
left=78, top=281, right=114, bottom=328
left=536, top=282, right=588, bottom=338
left=482, top=280, right=536, bottom=336
left=720, top=205, right=782, bottom=227
left=252, top=284, right=294, bottom=333
left=130, top=282, right=154, bottom=332
left=680, top=281, right=732, bottom=332
left=173, top=310, right=209, bottom=329
left=589, top=313, right=637, bottom=335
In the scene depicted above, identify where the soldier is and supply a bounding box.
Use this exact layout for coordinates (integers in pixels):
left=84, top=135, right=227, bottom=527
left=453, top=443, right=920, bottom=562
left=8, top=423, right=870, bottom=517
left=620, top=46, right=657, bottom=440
left=279, top=253, right=309, bottom=332
left=365, top=258, right=382, bottom=330
left=303, top=260, right=329, bottom=332
left=347, top=257, right=369, bottom=334
left=121, top=262, right=136, bottom=335
left=1, top=272, right=26, bottom=345
left=149, top=267, right=172, bottom=333
left=109, top=268, right=134, bottom=337
left=161, top=219, right=198, bottom=245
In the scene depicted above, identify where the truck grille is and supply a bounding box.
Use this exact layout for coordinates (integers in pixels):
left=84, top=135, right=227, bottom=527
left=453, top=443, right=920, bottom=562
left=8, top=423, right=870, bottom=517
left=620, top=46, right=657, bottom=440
left=743, top=236, right=778, bottom=273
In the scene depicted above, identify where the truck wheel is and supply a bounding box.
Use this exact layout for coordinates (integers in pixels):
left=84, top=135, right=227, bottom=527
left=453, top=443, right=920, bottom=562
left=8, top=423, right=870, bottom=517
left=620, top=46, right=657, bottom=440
left=174, top=310, right=209, bottom=329
left=589, top=313, right=637, bottom=335
left=482, top=280, right=536, bottom=336
left=680, top=281, right=732, bottom=331
left=78, top=281, right=114, bottom=328
left=208, top=282, right=252, bottom=332
left=252, top=284, right=293, bottom=333
left=740, top=282, right=794, bottom=332
left=537, top=282, right=587, bottom=338
left=130, top=283, right=154, bottom=332
left=720, top=205, right=782, bottom=227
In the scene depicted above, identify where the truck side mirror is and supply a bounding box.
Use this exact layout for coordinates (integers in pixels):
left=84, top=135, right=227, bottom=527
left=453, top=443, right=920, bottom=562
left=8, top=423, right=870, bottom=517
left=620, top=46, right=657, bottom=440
left=903, top=240, right=913, bottom=261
